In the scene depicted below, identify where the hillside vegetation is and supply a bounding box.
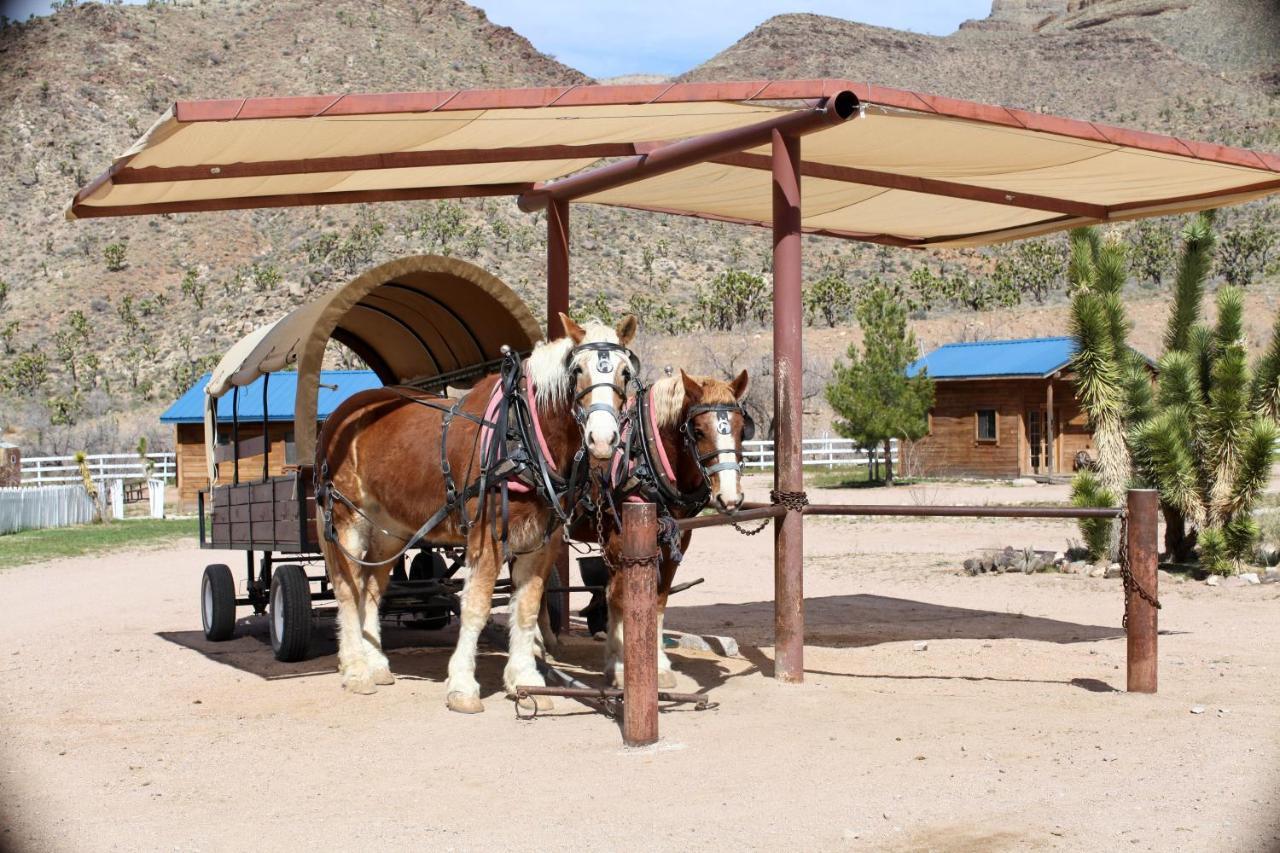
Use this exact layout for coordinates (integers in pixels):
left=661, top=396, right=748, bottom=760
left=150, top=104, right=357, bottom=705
left=0, top=0, right=1275, bottom=453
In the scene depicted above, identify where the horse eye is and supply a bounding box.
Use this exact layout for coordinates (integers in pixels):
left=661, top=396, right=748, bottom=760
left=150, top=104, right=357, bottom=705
left=692, top=429, right=704, bottom=440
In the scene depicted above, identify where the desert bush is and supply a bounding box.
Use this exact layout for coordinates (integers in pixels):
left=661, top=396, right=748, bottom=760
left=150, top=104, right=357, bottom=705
left=1128, top=218, right=1176, bottom=287
left=180, top=267, right=206, bottom=309
left=251, top=263, right=281, bottom=291
left=690, top=269, right=769, bottom=331
left=1216, top=209, right=1276, bottom=287
left=3, top=349, right=50, bottom=395
left=991, top=238, right=1064, bottom=304
left=1070, top=470, right=1115, bottom=561
left=103, top=242, right=127, bottom=272
left=803, top=274, right=855, bottom=327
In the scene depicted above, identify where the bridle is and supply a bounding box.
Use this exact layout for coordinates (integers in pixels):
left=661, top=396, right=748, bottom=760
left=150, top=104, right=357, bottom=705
left=565, top=341, right=641, bottom=432
left=620, top=386, right=752, bottom=515
left=682, top=402, right=753, bottom=511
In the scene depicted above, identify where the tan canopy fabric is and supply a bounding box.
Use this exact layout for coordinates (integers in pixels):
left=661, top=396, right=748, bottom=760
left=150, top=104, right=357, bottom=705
left=69, top=80, right=1278, bottom=247
left=203, top=254, right=540, bottom=478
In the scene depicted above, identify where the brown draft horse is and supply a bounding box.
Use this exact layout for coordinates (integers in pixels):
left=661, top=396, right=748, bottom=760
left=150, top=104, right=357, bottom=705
left=315, top=314, right=637, bottom=713
left=578, top=369, right=751, bottom=688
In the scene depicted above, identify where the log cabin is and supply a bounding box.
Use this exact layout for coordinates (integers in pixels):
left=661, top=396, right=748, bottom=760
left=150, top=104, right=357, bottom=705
left=904, top=337, right=1149, bottom=480
left=161, top=370, right=380, bottom=508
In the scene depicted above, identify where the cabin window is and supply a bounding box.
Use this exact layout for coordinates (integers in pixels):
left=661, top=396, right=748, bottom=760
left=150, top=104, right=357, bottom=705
left=975, top=409, right=998, bottom=443
left=284, top=430, right=297, bottom=465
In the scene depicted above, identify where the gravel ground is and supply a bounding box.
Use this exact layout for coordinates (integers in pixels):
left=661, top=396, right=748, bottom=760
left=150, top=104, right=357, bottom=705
left=1, top=477, right=1277, bottom=851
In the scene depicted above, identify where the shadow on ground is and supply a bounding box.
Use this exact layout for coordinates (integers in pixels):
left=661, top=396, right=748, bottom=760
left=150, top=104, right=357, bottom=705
left=665, top=592, right=1124, bottom=649
left=157, top=593, right=1126, bottom=699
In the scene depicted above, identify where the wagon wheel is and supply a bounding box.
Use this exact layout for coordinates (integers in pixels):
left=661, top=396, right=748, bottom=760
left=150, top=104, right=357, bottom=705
left=269, top=564, right=313, bottom=662
left=409, top=550, right=452, bottom=631
left=201, top=563, right=237, bottom=642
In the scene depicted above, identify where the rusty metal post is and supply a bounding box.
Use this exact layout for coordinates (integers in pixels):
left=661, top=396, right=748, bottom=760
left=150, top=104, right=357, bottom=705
left=547, top=198, right=572, bottom=632
left=772, top=128, right=805, bottom=684
left=621, top=502, right=659, bottom=746
left=1126, top=489, right=1158, bottom=693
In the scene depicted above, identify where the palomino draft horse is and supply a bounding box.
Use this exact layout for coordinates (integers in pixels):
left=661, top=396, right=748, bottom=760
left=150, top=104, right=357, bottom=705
left=316, top=314, right=637, bottom=713
left=590, top=368, right=752, bottom=688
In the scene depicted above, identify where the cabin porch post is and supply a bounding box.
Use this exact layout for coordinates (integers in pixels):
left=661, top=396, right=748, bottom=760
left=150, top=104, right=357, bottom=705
left=1046, top=375, right=1055, bottom=475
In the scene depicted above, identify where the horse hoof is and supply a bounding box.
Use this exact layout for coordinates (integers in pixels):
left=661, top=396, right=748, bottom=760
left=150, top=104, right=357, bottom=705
left=372, top=667, right=396, bottom=686
left=513, top=692, right=554, bottom=712
left=446, top=691, right=485, bottom=714
left=342, top=674, right=377, bottom=695
left=657, top=669, right=677, bottom=689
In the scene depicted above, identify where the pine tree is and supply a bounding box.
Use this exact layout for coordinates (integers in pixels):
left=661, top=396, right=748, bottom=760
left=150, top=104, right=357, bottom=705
left=826, top=283, right=934, bottom=484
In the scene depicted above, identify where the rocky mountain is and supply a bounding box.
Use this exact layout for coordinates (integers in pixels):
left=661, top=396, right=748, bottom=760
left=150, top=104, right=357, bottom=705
left=0, top=0, right=1275, bottom=453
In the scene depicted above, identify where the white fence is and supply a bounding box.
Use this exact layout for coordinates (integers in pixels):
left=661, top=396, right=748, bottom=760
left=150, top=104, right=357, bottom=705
left=742, top=437, right=899, bottom=469
left=20, top=453, right=176, bottom=485
left=0, top=484, right=95, bottom=535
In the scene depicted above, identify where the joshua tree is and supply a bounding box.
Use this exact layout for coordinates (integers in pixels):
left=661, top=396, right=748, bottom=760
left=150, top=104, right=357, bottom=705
left=1071, top=212, right=1280, bottom=573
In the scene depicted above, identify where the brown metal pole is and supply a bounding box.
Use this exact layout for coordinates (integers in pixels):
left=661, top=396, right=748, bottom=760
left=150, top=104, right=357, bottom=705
left=547, top=198, right=572, bottom=632
left=1126, top=489, right=1159, bottom=693
left=518, top=91, right=858, bottom=212
left=621, top=502, right=659, bottom=746
left=772, top=128, right=805, bottom=684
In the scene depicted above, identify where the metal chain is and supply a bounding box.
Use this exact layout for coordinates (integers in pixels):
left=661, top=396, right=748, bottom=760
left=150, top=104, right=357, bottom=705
left=771, top=488, right=810, bottom=512
left=1117, top=511, right=1160, bottom=629
left=727, top=488, right=810, bottom=536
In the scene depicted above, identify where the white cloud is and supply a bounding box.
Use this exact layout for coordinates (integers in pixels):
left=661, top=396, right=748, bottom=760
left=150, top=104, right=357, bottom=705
left=474, top=0, right=992, bottom=78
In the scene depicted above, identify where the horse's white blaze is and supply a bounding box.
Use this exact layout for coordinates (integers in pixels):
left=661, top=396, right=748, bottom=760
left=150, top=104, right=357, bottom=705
left=713, top=425, right=740, bottom=504
left=583, top=350, right=624, bottom=459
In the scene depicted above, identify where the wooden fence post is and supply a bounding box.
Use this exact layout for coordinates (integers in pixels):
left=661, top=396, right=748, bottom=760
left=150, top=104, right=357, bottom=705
left=1126, top=488, right=1159, bottom=693
left=621, top=502, right=659, bottom=746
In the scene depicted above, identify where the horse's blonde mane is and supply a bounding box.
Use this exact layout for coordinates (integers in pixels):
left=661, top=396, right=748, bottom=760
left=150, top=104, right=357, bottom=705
left=525, top=318, right=618, bottom=407
left=650, top=373, right=738, bottom=428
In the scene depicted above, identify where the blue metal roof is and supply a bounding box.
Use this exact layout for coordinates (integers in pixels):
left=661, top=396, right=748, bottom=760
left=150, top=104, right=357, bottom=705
left=907, top=337, right=1076, bottom=380
left=160, top=370, right=382, bottom=424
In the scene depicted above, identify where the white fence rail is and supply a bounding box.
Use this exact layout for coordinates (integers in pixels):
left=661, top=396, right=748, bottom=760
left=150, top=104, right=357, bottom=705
left=0, top=484, right=95, bottom=535
left=742, top=437, right=899, bottom=469
left=20, top=453, right=176, bottom=485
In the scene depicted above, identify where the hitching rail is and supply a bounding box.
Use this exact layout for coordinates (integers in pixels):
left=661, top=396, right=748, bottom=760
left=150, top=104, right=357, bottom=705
left=594, top=490, right=1157, bottom=743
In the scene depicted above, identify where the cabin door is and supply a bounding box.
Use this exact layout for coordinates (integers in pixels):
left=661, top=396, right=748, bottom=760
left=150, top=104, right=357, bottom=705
left=1023, top=407, right=1061, bottom=475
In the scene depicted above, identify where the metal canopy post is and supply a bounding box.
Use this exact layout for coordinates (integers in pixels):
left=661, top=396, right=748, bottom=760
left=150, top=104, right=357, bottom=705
left=547, top=198, right=572, bottom=633
left=772, top=128, right=805, bottom=683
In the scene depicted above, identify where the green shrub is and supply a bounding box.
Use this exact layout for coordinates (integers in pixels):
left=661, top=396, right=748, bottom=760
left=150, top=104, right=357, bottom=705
left=103, top=242, right=127, bottom=271
left=1070, top=470, right=1115, bottom=561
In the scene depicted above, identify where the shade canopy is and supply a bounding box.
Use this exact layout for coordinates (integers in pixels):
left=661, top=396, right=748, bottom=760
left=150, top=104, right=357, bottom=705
left=69, top=80, right=1279, bottom=247
left=202, top=254, right=540, bottom=476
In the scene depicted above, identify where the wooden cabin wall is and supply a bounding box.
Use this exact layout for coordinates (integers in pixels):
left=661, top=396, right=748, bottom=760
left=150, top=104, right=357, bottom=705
left=175, top=421, right=305, bottom=506
left=905, top=378, right=1094, bottom=479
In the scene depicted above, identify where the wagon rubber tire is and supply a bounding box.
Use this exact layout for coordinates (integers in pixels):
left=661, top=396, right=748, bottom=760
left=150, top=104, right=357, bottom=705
left=201, top=564, right=237, bottom=642
left=269, top=564, right=312, bottom=662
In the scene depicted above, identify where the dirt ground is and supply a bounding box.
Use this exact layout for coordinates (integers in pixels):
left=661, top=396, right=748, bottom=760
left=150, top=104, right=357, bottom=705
left=2, top=475, right=1278, bottom=852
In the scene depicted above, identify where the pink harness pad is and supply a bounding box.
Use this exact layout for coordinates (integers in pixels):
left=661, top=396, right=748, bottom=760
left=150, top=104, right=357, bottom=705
left=612, top=386, right=677, bottom=501
left=476, top=378, right=553, bottom=495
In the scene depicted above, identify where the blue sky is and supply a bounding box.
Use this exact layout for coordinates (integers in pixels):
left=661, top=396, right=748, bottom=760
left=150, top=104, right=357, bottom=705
left=3, top=1, right=991, bottom=77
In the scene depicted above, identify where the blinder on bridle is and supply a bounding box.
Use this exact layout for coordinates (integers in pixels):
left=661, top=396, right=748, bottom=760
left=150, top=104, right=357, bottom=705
left=682, top=402, right=754, bottom=482
left=565, top=341, right=642, bottom=426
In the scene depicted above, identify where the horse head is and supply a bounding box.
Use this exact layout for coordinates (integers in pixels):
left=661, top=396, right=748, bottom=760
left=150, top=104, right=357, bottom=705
left=675, top=369, right=752, bottom=512
left=527, top=312, right=638, bottom=462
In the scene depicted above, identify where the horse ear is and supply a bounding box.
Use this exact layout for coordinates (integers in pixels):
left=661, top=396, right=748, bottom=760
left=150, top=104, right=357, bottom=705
left=615, top=314, right=638, bottom=346
left=558, top=312, right=586, bottom=344
left=730, top=369, right=750, bottom=401
left=679, top=369, right=703, bottom=404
